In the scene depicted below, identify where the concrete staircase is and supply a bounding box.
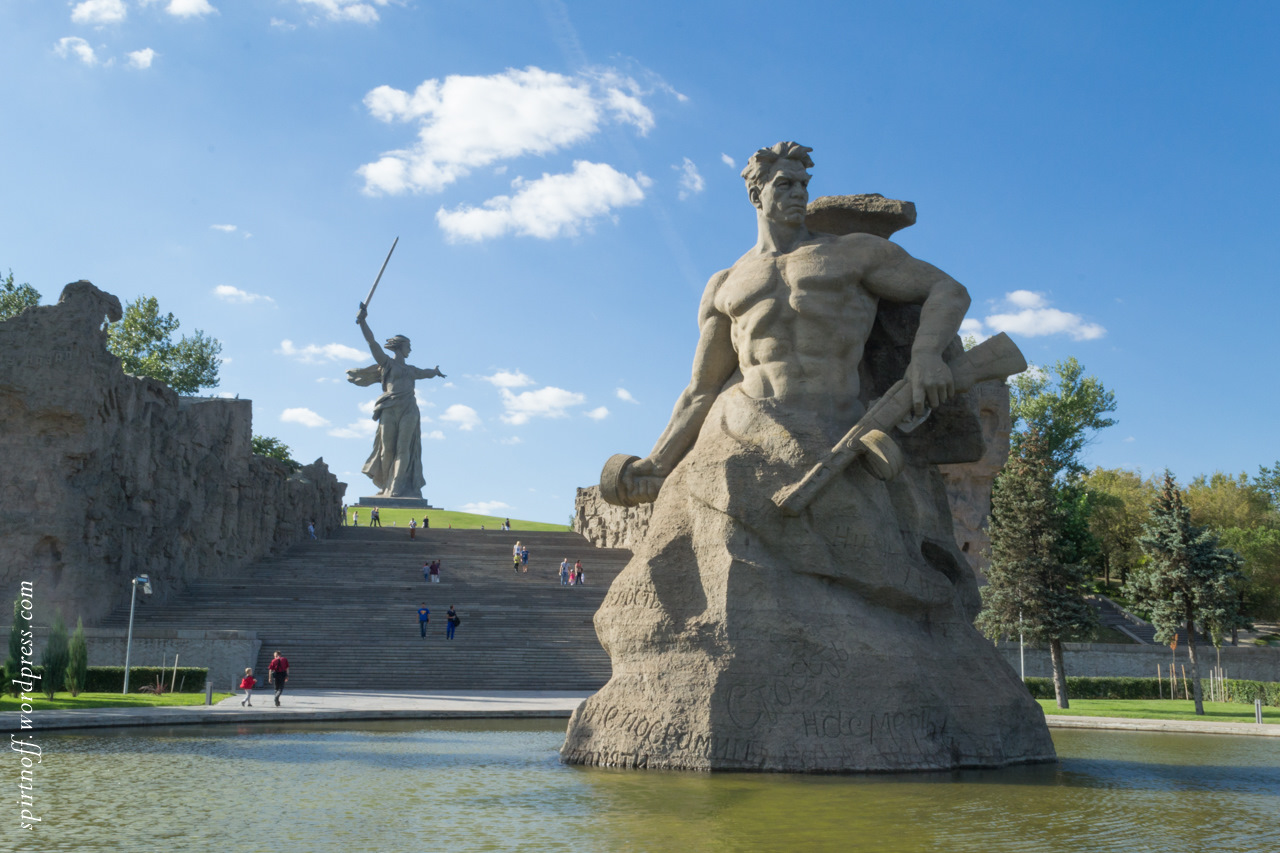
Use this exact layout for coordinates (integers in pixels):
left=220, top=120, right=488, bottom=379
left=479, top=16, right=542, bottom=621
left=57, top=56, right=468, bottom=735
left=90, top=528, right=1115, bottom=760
left=98, top=527, right=631, bottom=691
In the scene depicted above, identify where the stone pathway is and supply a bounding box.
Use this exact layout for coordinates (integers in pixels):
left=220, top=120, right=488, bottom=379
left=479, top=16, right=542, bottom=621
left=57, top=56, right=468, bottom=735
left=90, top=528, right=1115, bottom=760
left=8, top=689, right=593, bottom=732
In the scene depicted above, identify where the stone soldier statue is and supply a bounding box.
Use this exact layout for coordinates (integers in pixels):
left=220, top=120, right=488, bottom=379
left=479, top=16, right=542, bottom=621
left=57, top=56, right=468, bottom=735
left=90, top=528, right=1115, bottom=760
left=346, top=304, right=444, bottom=499
left=561, top=142, right=1053, bottom=772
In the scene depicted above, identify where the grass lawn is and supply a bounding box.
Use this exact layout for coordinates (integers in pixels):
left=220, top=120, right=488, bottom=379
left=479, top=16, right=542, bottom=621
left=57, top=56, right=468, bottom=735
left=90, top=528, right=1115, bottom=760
left=345, top=507, right=570, bottom=532
left=0, top=692, right=235, bottom=711
left=1038, top=698, right=1280, bottom=724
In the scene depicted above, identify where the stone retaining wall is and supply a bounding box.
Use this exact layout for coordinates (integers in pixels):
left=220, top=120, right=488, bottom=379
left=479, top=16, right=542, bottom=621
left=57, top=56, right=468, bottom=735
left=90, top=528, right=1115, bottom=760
left=0, top=281, right=345, bottom=626
left=998, top=642, right=1280, bottom=682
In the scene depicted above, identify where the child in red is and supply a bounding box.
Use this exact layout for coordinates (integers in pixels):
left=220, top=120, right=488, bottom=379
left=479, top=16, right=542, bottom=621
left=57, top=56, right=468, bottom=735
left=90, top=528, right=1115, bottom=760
left=239, top=668, right=257, bottom=706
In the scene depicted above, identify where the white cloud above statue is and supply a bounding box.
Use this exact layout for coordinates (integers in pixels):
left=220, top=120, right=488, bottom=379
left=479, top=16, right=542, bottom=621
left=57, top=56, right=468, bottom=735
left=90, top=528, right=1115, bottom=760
left=436, top=162, right=649, bottom=242
left=358, top=66, right=655, bottom=196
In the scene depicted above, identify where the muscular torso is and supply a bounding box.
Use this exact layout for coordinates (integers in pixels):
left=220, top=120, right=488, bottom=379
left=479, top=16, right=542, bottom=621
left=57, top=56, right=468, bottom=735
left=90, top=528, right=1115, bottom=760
left=714, top=232, right=886, bottom=426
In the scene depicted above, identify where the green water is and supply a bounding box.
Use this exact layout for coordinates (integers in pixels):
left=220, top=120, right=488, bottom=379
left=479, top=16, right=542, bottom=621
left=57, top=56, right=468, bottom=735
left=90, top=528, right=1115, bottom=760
left=21, top=720, right=1280, bottom=852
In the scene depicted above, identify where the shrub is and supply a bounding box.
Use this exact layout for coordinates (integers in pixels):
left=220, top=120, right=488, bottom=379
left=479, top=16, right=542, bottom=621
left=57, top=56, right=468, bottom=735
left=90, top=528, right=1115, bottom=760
left=1023, top=675, right=1280, bottom=706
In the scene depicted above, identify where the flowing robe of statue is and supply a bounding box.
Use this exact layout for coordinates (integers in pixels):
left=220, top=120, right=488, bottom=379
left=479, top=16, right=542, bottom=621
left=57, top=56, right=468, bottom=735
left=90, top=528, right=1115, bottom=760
left=560, top=144, right=1055, bottom=773
left=347, top=314, right=443, bottom=499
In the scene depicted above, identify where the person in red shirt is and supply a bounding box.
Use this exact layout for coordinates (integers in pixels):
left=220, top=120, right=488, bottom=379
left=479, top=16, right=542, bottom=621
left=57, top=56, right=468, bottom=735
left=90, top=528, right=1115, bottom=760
left=267, top=651, right=290, bottom=707
left=239, top=668, right=256, bottom=707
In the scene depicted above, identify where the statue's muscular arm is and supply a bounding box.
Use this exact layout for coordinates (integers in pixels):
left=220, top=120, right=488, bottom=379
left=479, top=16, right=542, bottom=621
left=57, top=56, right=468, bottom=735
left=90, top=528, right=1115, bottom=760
left=857, top=237, right=971, bottom=414
left=622, top=269, right=737, bottom=504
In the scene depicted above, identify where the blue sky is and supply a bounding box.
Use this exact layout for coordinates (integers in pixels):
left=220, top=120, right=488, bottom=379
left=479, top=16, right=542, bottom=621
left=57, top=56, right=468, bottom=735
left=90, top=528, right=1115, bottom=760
left=3, top=1, right=1278, bottom=522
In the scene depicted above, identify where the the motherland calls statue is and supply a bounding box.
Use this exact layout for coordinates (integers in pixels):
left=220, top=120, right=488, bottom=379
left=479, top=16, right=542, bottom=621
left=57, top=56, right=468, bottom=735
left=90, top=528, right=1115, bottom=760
left=561, top=142, right=1056, bottom=772
left=346, top=304, right=444, bottom=499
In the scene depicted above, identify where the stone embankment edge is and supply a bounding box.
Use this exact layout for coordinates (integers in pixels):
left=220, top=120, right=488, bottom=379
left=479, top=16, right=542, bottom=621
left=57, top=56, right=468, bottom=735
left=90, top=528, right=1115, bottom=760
left=10, top=707, right=1276, bottom=737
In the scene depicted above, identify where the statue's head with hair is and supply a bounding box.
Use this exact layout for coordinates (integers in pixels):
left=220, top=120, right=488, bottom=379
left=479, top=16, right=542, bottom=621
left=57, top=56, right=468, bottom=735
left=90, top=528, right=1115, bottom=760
left=740, top=141, right=814, bottom=224
left=741, top=142, right=813, bottom=197
left=385, top=335, right=411, bottom=356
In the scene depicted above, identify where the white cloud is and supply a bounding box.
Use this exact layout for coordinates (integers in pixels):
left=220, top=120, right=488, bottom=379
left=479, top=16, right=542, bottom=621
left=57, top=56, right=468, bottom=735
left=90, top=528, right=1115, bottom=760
left=674, top=157, right=704, bottom=200
left=1005, top=289, right=1046, bottom=309
left=721, top=153, right=737, bottom=169
left=615, top=388, right=638, bottom=404
left=126, top=48, right=156, bottom=69
left=480, top=369, right=534, bottom=388
left=499, top=436, right=522, bottom=445
left=461, top=500, right=511, bottom=516
left=213, top=285, right=274, bottom=305
left=72, top=0, right=126, bottom=25
left=499, top=386, right=585, bottom=425
left=269, top=17, right=297, bottom=30
left=440, top=404, right=481, bottom=431
left=164, top=0, right=217, bottom=18
left=585, top=406, right=609, bottom=420
left=437, top=161, right=649, bottom=242
left=423, top=429, right=445, bottom=440
left=281, top=407, right=330, bottom=428
left=358, top=399, right=377, bottom=415
left=358, top=66, right=655, bottom=195
left=1124, top=436, right=1136, bottom=443
left=210, top=223, right=236, bottom=233
left=327, top=420, right=377, bottom=439
left=277, top=339, right=367, bottom=363
left=55, top=37, right=99, bottom=65
left=966, top=292, right=1106, bottom=342
left=295, top=0, right=391, bottom=24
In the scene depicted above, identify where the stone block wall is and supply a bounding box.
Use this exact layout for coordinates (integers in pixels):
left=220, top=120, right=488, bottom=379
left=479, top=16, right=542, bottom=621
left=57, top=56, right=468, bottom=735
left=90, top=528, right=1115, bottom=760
left=997, top=642, right=1280, bottom=682
left=0, top=281, right=345, bottom=626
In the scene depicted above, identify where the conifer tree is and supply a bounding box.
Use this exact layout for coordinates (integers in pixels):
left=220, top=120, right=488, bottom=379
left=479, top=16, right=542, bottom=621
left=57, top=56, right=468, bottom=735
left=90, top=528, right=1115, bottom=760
left=41, top=614, right=69, bottom=700
left=1125, top=471, right=1244, bottom=714
left=4, top=600, right=22, bottom=698
left=66, top=618, right=88, bottom=698
left=977, top=429, right=1098, bottom=708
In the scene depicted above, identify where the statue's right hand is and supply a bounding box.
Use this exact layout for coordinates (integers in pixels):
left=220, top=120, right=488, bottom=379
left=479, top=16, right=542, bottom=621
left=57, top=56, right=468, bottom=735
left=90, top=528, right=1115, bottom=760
left=357, top=304, right=368, bottom=324
left=621, top=457, right=666, bottom=505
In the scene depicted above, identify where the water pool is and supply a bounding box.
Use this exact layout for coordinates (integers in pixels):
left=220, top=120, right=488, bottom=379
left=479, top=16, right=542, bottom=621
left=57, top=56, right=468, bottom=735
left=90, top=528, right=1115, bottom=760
left=23, top=720, right=1280, bottom=852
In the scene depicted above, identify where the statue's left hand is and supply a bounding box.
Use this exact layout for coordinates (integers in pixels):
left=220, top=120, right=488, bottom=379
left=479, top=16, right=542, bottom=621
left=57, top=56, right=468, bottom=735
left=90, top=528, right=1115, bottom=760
left=906, top=353, right=954, bottom=416
left=434, top=365, right=446, bottom=379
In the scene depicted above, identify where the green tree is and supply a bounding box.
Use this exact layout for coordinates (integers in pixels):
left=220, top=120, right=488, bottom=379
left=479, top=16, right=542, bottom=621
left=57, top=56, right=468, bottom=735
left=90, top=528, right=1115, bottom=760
left=252, top=435, right=301, bottom=472
left=0, top=269, right=40, bottom=320
left=977, top=429, right=1098, bottom=708
left=107, top=295, right=222, bottom=394
left=1184, top=470, right=1279, bottom=631
left=41, top=614, right=70, bottom=700
left=66, top=618, right=88, bottom=697
left=1010, top=357, right=1117, bottom=479
left=1124, top=472, right=1245, bottom=715
left=4, top=600, right=23, bottom=698
left=1082, top=467, right=1157, bottom=587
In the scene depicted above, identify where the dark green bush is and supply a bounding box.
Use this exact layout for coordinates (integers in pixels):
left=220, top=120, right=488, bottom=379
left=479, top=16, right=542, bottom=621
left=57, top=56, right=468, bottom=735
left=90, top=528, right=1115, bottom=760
left=23, top=665, right=210, bottom=693
left=1023, top=676, right=1280, bottom=706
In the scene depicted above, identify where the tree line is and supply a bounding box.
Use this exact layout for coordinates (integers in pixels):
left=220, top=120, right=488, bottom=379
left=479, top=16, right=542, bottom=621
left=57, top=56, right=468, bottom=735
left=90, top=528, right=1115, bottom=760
left=977, top=356, right=1278, bottom=715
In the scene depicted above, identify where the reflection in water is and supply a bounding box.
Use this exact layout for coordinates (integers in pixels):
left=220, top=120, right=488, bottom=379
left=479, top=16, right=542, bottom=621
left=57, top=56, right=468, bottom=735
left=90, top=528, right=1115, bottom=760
left=32, top=722, right=1280, bottom=853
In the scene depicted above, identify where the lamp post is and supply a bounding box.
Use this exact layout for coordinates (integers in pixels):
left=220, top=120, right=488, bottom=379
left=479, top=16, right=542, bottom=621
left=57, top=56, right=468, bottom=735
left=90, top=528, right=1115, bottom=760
left=122, top=574, right=152, bottom=694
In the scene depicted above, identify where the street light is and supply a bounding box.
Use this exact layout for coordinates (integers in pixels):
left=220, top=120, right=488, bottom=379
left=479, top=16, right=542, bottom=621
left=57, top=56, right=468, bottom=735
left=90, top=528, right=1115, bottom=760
left=122, top=574, right=152, bottom=694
